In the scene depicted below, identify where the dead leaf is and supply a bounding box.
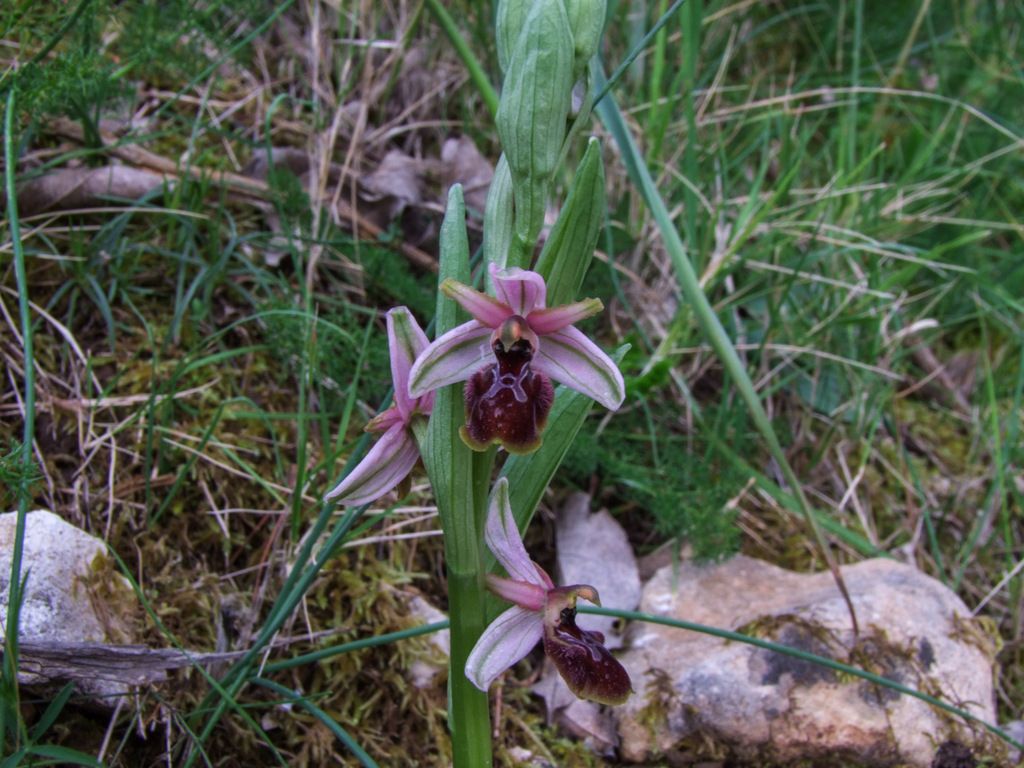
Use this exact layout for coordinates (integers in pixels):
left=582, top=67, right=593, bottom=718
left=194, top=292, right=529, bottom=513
left=441, top=135, right=494, bottom=214
left=15, top=166, right=167, bottom=215
left=242, top=147, right=311, bottom=179
left=361, top=149, right=422, bottom=207
left=47, top=120, right=437, bottom=271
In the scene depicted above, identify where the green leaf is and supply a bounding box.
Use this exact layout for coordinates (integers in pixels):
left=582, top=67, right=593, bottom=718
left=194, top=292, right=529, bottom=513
left=419, top=185, right=477, bottom=571
left=534, top=137, right=606, bottom=307
left=28, top=683, right=74, bottom=742
left=25, top=744, right=102, bottom=767
left=495, top=0, right=530, bottom=74
left=482, top=154, right=515, bottom=273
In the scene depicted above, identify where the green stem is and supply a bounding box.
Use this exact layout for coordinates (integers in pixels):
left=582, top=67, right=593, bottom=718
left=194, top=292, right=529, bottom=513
left=424, top=0, right=499, bottom=118
left=417, top=186, right=493, bottom=765
left=446, top=570, right=492, bottom=768
left=412, top=414, right=494, bottom=767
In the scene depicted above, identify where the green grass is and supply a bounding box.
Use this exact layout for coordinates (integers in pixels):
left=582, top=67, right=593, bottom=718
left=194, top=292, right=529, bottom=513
left=1, top=0, right=1022, bottom=765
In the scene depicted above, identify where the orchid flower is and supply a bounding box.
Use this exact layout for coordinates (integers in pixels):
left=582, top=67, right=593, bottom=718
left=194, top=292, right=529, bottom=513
left=465, top=478, right=632, bottom=705
left=324, top=307, right=433, bottom=506
left=407, top=264, right=625, bottom=453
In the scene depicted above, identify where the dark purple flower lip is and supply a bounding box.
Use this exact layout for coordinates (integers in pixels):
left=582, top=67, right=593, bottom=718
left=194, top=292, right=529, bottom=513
left=465, top=479, right=633, bottom=706
left=543, top=587, right=632, bottom=706
left=461, top=316, right=554, bottom=454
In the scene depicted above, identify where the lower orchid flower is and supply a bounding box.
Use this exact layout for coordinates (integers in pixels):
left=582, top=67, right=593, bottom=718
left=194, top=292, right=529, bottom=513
left=407, top=264, right=624, bottom=454
left=465, top=478, right=632, bottom=705
left=324, top=307, right=433, bottom=506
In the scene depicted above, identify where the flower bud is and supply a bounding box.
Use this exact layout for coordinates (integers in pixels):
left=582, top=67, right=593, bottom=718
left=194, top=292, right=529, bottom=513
left=564, top=0, right=606, bottom=77
left=495, top=0, right=530, bottom=75
left=496, top=0, right=575, bottom=245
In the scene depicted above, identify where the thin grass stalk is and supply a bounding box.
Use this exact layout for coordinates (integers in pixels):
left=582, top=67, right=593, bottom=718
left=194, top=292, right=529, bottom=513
left=182, top=499, right=368, bottom=765
left=262, top=601, right=1024, bottom=756
left=2, top=87, right=32, bottom=753
left=291, top=272, right=312, bottom=541
left=265, top=621, right=450, bottom=672
left=592, top=63, right=860, bottom=635
left=593, top=0, right=689, bottom=106
left=252, top=679, right=379, bottom=767
left=679, top=0, right=701, bottom=269
left=423, top=0, right=499, bottom=118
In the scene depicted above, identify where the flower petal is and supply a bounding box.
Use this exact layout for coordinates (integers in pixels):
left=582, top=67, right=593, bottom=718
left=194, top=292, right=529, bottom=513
left=487, top=574, right=547, bottom=612
left=532, top=326, right=625, bottom=410
left=387, top=307, right=430, bottom=420
left=485, top=478, right=553, bottom=588
left=491, top=264, right=547, bottom=315
left=527, top=297, right=603, bottom=335
left=464, top=606, right=544, bottom=692
left=441, top=278, right=511, bottom=328
left=324, top=423, right=418, bottom=506
left=407, top=320, right=492, bottom=398
left=365, top=405, right=404, bottom=433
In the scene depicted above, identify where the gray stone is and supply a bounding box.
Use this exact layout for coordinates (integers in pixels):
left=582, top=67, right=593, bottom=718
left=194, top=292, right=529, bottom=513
left=1001, top=720, right=1024, bottom=765
left=614, top=556, right=1004, bottom=766
left=0, top=510, right=137, bottom=694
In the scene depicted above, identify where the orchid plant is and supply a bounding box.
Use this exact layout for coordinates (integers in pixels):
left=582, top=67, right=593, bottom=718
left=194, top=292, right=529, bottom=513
left=326, top=0, right=628, bottom=763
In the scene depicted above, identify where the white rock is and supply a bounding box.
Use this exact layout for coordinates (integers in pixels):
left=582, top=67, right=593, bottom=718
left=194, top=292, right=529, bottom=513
left=614, top=556, right=1004, bottom=766
left=402, top=592, right=450, bottom=689
left=1001, top=720, right=1024, bottom=764
left=0, top=510, right=136, bottom=685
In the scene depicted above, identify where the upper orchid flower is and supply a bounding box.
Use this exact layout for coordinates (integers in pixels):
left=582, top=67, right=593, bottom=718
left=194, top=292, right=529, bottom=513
left=324, top=307, right=433, bottom=506
left=407, top=264, right=625, bottom=453
left=465, top=478, right=632, bottom=705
